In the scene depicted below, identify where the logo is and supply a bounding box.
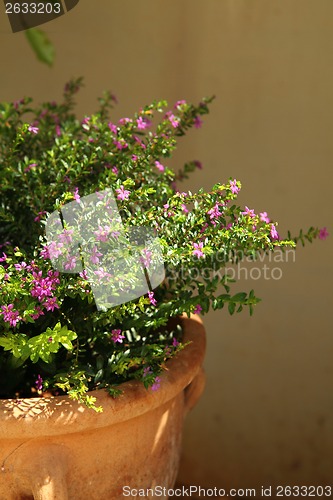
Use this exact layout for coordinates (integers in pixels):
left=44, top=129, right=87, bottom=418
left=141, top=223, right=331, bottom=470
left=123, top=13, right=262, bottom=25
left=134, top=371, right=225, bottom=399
left=4, top=0, right=80, bottom=33
left=45, top=189, right=165, bottom=311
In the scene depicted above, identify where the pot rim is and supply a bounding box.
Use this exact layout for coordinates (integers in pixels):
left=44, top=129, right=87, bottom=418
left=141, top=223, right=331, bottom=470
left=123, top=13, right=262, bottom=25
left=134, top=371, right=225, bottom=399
left=0, top=314, right=206, bottom=438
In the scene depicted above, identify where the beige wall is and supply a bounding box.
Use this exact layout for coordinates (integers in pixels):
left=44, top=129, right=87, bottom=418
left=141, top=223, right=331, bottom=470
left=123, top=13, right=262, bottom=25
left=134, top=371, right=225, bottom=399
left=1, top=0, right=332, bottom=491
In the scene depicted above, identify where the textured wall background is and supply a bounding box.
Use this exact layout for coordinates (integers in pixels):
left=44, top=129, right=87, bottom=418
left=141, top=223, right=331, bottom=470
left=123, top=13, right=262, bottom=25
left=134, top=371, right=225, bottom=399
left=0, top=0, right=332, bottom=490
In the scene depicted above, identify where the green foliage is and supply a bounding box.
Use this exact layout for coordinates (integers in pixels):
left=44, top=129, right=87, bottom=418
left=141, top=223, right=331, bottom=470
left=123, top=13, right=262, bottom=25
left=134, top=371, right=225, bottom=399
left=0, top=80, right=320, bottom=408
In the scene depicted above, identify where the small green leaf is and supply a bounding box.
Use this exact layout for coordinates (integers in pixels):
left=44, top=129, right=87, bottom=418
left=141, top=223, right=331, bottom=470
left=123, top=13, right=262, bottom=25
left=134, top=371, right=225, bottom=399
left=228, top=302, right=236, bottom=315
left=25, top=29, right=55, bottom=67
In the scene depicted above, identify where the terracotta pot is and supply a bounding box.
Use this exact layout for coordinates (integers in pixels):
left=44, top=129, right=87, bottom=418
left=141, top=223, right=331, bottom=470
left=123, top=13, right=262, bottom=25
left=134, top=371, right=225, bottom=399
left=0, top=315, right=206, bottom=500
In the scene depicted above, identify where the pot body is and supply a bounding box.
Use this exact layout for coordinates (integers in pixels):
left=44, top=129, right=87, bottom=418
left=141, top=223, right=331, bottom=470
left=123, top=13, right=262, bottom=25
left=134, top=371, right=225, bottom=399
left=0, top=315, right=206, bottom=500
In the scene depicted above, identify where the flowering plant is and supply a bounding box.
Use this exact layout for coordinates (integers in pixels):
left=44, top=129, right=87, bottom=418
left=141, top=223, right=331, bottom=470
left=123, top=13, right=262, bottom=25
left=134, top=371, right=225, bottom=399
left=0, top=79, right=324, bottom=410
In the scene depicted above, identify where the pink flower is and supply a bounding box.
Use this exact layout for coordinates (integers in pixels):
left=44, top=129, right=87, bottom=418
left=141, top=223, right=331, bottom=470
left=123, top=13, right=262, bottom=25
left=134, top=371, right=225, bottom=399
left=194, top=160, right=202, bottom=170
left=115, top=186, right=130, bottom=201
left=73, top=187, right=80, bottom=203
left=0, top=304, right=21, bottom=327
left=0, top=253, right=7, bottom=262
left=94, top=225, right=111, bottom=242
left=118, top=117, right=132, bottom=125
left=193, top=242, right=205, bottom=259
left=90, top=246, right=103, bottom=265
left=260, top=212, right=270, bottom=223
left=112, top=166, right=118, bottom=175
left=172, top=337, right=180, bottom=347
left=24, top=163, right=37, bottom=173
left=167, top=113, right=179, bottom=128
left=140, top=249, right=152, bottom=268
left=174, top=99, right=186, bottom=108
left=55, top=125, right=61, bottom=137
left=319, top=227, right=329, bottom=240
left=148, top=291, right=157, bottom=306
left=194, top=116, right=203, bottom=129
left=34, top=211, right=47, bottom=222
left=181, top=204, right=189, bottom=214
left=40, top=245, right=50, bottom=260
left=136, top=116, right=151, bottom=130
left=208, top=204, right=223, bottom=225
left=82, top=117, right=90, bottom=127
left=28, top=125, right=39, bottom=134
left=108, top=122, right=118, bottom=134
left=155, top=160, right=165, bottom=172
left=229, top=179, right=240, bottom=195
left=43, top=297, right=59, bottom=312
left=113, top=139, right=128, bottom=150
left=111, top=329, right=125, bottom=344
left=133, top=135, right=146, bottom=149
left=270, top=224, right=279, bottom=240
left=242, top=206, right=255, bottom=218
left=64, top=255, right=78, bottom=270
left=193, top=304, right=203, bottom=315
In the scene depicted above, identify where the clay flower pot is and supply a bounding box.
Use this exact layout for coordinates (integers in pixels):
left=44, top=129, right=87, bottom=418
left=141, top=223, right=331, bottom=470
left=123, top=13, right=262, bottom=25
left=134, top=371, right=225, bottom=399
left=0, top=315, right=206, bottom=500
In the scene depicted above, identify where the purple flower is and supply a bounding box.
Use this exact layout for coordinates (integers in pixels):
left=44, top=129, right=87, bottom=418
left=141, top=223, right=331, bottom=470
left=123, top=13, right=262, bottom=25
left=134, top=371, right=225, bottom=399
left=148, top=291, right=157, bottom=306
left=194, top=116, right=203, bottom=129
left=143, top=366, right=152, bottom=377
left=28, top=125, right=39, bottom=134
left=260, top=212, right=270, bottom=223
left=193, top=304, right=203, bottom=315
left=181, top=204, right=189, bottom=214
left=192, top=242, right=205, bottom=259
left=115, top=186, right=130, bottom=201
left=151, top=376, right=161, bottom=391
left=111, top=329, right=125, bottom=344
left=35, top=374, right=43, bottom=392
left=270, top=224, right=279, bottom=240
left=172, top=337, right=179, bottom=347
left=229, top=179, right=240, bottom=195
left=319, top=227, right=329, bottom=240
left=112, top=166, right=119, bottom=175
